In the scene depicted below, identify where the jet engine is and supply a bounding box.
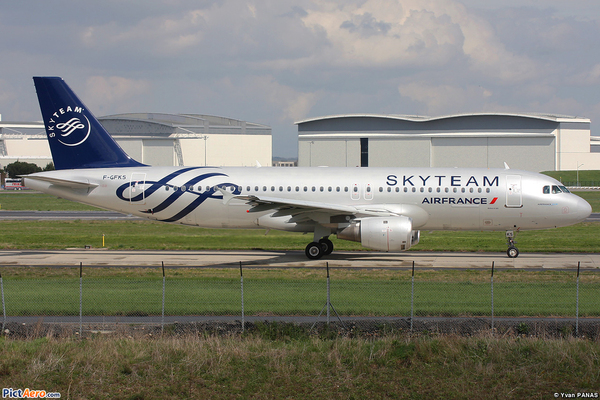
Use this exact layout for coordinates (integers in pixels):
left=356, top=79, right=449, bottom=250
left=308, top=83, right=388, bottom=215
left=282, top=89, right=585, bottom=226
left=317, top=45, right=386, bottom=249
left=337, top=216, right=420, bottom=251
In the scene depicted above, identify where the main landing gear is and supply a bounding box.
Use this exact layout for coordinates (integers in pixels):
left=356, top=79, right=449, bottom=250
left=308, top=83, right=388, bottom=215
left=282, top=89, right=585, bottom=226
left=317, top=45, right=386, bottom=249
left=506, top=230, right=519, bottom=258
left=305, top=237, right=334, bottom=260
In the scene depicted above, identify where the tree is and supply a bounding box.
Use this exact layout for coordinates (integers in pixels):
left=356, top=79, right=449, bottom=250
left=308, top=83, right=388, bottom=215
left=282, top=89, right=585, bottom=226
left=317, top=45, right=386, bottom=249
left=43, top=162, right=55, bottom=171
left=5, top=161, right=42, bottom=178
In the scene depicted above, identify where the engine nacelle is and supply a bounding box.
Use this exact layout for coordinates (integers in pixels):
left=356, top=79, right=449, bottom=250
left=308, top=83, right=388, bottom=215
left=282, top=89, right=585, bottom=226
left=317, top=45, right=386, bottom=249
left=337, top=216, right=419, bottom=251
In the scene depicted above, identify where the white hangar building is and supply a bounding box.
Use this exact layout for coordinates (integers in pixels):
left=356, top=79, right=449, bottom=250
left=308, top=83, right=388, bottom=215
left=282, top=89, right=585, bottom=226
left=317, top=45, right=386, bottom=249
left=297, top=113, right=600, bottom=172
left=0, top=113, right=272, bottom=169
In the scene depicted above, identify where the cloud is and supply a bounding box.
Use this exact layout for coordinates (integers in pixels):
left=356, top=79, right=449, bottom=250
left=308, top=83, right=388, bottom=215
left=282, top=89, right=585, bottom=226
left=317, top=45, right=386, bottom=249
left=398, top=81, right=493, bottom=115
left=83, top=76, right=151, bottom=114
left=245, top=76, right=320, bottom=122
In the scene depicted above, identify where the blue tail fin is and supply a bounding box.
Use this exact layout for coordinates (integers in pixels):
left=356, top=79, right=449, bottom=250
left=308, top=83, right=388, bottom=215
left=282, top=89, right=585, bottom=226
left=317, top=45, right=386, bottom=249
left=33, top=76, right=146, bottom=170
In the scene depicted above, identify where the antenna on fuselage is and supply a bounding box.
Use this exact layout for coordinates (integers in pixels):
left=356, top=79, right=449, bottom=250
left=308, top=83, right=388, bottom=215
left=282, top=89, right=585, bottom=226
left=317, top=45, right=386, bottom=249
left=504, top=162, right=510, bottom=169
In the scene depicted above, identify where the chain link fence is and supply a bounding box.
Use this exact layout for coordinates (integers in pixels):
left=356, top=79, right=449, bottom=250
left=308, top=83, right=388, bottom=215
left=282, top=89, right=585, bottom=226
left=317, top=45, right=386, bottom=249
left=1, top=261, right=599, bottom=337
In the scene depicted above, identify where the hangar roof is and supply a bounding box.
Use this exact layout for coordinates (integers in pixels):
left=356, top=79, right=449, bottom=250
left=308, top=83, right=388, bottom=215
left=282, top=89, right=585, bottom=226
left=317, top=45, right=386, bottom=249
left=101, top=113, right=270, bottom=129
left=295, top=112, right=590, bottom=125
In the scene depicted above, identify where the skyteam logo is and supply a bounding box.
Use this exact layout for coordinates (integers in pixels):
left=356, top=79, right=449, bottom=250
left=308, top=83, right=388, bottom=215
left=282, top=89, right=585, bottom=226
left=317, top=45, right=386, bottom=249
left=45, top=105, right=91, bottom=147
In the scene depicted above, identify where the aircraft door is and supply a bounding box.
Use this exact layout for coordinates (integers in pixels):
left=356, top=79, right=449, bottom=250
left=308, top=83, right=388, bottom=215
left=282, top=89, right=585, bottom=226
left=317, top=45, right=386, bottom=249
left=505, top=175, right=522, bottom=208
left=130, top=173, right=147, bottom=205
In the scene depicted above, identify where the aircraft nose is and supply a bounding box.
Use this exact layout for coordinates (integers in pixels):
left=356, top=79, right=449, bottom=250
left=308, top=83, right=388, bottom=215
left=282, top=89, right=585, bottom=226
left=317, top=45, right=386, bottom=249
left=574, top=196, right=592, bottom=222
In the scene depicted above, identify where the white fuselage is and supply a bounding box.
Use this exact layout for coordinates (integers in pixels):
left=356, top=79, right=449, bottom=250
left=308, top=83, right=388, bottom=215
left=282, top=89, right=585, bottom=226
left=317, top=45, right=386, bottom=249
left=25, top=166, right=592, bottom=233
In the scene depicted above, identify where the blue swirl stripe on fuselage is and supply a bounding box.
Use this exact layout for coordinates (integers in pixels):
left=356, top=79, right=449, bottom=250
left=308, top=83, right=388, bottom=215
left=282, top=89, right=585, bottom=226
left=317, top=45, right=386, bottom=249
left=116, top=168, right=241, bottom=222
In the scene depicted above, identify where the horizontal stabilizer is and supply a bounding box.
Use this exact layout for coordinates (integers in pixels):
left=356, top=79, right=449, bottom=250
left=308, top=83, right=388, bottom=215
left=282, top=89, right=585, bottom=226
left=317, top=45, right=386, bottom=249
left=24, top=174, right=99, bottom=189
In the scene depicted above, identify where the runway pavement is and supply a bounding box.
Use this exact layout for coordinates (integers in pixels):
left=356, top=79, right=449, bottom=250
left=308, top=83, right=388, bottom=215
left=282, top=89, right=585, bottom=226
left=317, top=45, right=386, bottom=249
left=1, top=249, right=598, bottom=269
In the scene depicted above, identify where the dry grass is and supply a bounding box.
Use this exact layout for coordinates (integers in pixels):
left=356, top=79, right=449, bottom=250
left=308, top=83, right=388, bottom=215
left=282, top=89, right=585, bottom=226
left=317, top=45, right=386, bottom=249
left=1, top=330, right=599, bottom=399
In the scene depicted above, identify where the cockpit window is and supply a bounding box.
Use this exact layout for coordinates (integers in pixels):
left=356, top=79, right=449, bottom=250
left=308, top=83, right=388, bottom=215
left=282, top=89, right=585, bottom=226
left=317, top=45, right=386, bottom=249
left=544, top=185, right=569, bottom=194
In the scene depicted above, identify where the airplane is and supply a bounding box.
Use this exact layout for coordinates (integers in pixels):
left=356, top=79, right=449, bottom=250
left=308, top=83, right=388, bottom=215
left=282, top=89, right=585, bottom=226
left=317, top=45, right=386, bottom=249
left=24, top=77, right=592, bottom=259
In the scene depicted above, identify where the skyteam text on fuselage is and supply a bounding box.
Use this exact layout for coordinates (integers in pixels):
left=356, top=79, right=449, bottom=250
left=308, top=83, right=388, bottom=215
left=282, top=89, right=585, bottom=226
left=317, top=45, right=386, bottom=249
left=25, top=77, right=592, bottom=259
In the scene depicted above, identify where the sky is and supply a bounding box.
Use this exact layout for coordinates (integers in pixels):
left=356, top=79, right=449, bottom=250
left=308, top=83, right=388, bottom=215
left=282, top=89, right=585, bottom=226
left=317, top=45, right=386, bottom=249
left=1, top=0, right=600, bottom=158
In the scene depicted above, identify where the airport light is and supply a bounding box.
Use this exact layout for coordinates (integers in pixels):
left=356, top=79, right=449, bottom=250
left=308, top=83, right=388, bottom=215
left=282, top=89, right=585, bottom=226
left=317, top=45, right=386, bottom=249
left=201, top=135, right=209, bottom=166
left=577, top=162, right=584, bottom=187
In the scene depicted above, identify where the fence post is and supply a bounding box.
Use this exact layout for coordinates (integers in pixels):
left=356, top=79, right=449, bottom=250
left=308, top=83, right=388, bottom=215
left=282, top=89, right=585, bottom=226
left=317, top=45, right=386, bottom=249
left=240, top=261, right=244, bottom=333
left=326, top=262, right=331, bottom=324
left=1, top=269, right=5, bottom=333
left=161, top=261, right=165, bottom=334
left=491, top=261, right=495, bottom=334
left=410, top=261, right=415, bottom=332
left=79, top=262, right=83, bottom=337
left=576, top=261, right=580, bottom=337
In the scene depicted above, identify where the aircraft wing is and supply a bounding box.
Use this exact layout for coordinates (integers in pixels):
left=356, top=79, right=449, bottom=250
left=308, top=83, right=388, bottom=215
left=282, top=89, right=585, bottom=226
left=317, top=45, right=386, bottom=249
left=23, top=174, right=99, bottom=189
left=220, top=189, right=429, bottom=225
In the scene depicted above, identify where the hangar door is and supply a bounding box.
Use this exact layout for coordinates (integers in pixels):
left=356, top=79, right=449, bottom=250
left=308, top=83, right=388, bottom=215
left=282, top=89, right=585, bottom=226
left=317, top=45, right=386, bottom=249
left=143, top=139, right=174, bottom=166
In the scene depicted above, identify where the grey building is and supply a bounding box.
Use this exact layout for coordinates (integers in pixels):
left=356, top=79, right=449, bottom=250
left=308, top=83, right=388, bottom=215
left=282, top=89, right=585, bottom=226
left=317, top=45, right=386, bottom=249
left=0, top=113, right=272, bottom=169
left=297, top=113, right=599, bottom=171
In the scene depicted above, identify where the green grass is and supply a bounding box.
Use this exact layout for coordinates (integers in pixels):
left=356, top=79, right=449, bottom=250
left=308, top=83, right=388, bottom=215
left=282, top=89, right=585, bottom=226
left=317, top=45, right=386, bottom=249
left=2, top=268, right=598, bottom=317
left=1, top=333, right=599, bottom=399
left=1, top=219, right=599, bottom=253
left=0, top=192, right=101, bottom=211
left=543, top=170, right=600, bottom=186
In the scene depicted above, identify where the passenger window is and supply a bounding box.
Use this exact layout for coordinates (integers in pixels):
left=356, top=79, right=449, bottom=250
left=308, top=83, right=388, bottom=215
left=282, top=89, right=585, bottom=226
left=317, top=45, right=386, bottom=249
left=279, top=186, right=283, bottom=191
left=478, top=188, right=482, bottom=193
left=428, top=187, right=432, bottom=193
left=387, top=187, right=391, bottom=192
left=320, top=186, right=324, bottom=192
left=470, top=188, right=474, bottom=193
left=445, top=188, right=449, bottom=193
left=304, top=186, right=308, bottom=192
left=344, top=187, right=349, bottom=192
left=254, top=186, right=259, bottom=191
left=420, top=187, right=424, bottom=193
left=165, top=186, right=169, bottom=191
left=461, top=188, right=465, bottom=193
left=379, top=187, right=383, bottom=192
left=271, top=186, right=275, bottom=191
left=312, top=187, right=316, bottom=192
left=287, top=186, right=291, bottom=192
left=395, top=187, right=399, bottom=192
left=366, top=187, right=371, bottom=192
left=246, top=186, right=250, bottom=192
left=436, top=187, right=441, bottom=193
left=263, top=186, right=267, bottom=191
left=353, top=187, right=358, bottom=192
left=295, top=186, right=299, bottom=191
left=453, top=188, right=457, bottom=193
left=486, top=188, right=490, bottom=193
left=328, top=187, right=332, bottom=192
left=404, top=187, right=408, bottom=192
left=337, top=187, right=341, bottom=192
left=412, top=187, right=416, bottom=193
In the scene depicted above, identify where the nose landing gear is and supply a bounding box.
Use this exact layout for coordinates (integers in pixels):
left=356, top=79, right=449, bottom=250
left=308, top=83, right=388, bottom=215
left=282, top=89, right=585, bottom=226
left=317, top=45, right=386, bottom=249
left=506, top=230, right=519, bottom=258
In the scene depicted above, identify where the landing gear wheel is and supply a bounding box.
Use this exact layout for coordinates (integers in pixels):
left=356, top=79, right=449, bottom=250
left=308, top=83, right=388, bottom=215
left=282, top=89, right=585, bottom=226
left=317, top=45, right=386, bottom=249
left=507, top=246, right=519, bottom=258
left=319, top=238, right=334, bottom=255
left=305, top=242, right=324, bottom=260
